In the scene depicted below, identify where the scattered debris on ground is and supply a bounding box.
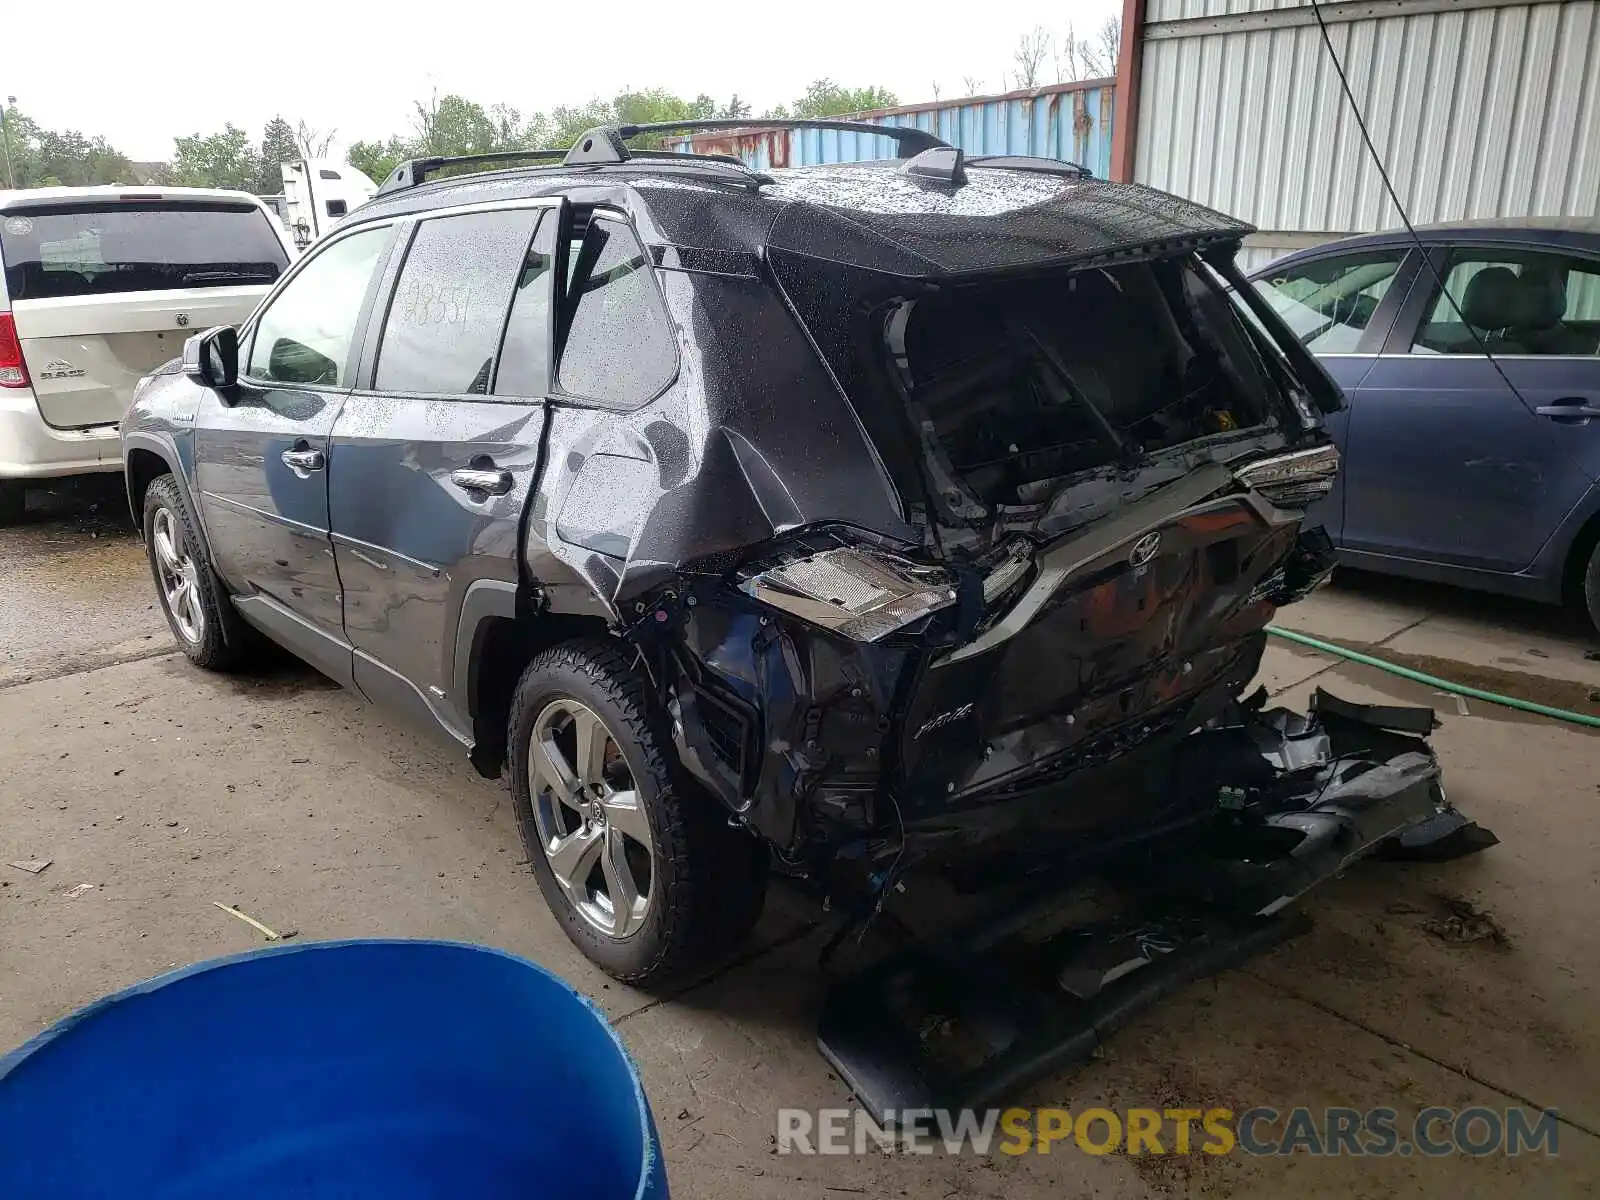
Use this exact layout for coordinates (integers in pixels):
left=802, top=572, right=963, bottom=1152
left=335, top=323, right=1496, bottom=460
left=64, top=883, right=97, bottom=899
left=1422, top=894, right=1510, bottom=949
left=8, top=859, right=52, bottom=875
left=214, top=901, right=297, bottom=942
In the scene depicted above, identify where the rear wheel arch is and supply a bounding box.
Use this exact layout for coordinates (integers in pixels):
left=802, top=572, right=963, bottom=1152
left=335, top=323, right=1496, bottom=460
left=464, top=605, right=612, bottom=778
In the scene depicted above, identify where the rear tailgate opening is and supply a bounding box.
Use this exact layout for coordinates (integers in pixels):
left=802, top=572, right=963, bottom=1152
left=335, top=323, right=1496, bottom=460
left=1, top=200, right=289, bottom=428
left=762, top=245, right=1335, bottom=818
left=886, top=256, right=1281, bottom=520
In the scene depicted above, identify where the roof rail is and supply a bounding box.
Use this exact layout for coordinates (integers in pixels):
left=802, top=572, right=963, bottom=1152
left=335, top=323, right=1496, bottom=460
left=626, top=118, right=950, bottom=159
left=377, top=150, right=568, bottom=195
left=375, top=117, right=953, bottom=196
left=964, top=155, right=1093, bottom=180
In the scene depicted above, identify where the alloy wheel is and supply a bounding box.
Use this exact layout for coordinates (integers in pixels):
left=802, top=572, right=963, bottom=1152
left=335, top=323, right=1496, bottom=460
left=152, top=506, right=205, bottom=644
left=528, top=698, right=655, bottom=939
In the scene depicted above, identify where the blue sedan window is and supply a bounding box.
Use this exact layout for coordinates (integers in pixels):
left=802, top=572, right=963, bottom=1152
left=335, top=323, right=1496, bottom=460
left=1412, top=250, right=1600, bottom=357
left=1253, top=252, right=1404, bottom=353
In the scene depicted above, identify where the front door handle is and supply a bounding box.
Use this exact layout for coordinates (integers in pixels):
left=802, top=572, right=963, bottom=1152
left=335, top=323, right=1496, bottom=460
left=281, top=447, right=325, bottom=476
left=450, top=468, right=514, bottom=496
left=1535, top=399, right=1600, bottom=421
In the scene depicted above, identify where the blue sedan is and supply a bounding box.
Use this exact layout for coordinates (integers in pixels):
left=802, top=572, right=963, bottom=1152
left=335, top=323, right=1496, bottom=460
left=1250, top=220, right=1600, bottom=634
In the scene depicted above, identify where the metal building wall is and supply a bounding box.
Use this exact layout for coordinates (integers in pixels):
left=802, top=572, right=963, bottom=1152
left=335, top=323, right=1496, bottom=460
left=666, top=81, right=1117, bottom=177
left=1128, top=0, right=1600, bottom=269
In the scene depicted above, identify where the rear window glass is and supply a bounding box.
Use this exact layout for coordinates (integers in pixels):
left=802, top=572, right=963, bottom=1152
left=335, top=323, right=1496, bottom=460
left=1, top=202, right=289, bottom=301
left=556, top=216, right=677, bottom=408
left=879, top=258, right=1274, bottom=508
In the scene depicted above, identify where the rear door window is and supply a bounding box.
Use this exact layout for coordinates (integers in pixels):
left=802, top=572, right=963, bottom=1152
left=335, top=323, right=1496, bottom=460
left=1252, top=251, right=1405, bottom=352
left=1410, top=249, right=1600, bottom=357
left=373, top=208, right=540, bottom=396
left=0, top=202, right=289, bottom=300
left=555, top=215, right=677, bottom=408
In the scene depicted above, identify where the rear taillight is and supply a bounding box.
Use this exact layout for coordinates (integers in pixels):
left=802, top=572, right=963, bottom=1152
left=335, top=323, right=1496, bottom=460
left=1235, top=444, right=1339, bottom=510
left=0, top=312, right=29, bottom=388
left=738, top=533, right=957, bottom=642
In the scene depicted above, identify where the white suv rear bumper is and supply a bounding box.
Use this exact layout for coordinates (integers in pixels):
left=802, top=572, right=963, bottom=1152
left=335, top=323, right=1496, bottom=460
left=0, top=387, right=122, bottom=478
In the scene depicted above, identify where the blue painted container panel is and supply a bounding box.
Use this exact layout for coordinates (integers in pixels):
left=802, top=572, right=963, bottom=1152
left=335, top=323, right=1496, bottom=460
left=669, top=84, right=1116, bottom=177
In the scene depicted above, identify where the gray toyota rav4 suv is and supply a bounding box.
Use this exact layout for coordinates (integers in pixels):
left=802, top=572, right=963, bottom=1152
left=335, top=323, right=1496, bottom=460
left=123, top=121, right=1485, bottom=986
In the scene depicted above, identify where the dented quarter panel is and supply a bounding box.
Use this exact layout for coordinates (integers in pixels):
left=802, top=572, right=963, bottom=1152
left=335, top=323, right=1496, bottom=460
left=523, top=245, right=914, bottom=619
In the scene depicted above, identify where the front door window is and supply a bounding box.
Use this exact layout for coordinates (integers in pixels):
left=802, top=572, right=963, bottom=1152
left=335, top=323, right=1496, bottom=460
left=247, top=227, right=390, bottom=386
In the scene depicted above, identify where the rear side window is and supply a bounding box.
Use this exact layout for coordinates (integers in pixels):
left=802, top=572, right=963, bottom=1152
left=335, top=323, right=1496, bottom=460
left=0, top=202, right=289, bottom=301
left=556, top=216, right=676, bottom=408
left=374, top=208, right=541, bottom=395
left=493, top=213, right=558, bottom=398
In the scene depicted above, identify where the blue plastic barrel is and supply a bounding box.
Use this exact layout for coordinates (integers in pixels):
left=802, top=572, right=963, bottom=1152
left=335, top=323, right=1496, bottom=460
left=0, top=940, right=666, bottom=1198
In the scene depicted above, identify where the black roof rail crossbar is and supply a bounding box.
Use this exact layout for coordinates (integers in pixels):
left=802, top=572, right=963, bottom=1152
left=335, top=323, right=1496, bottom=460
left=376, top=119, right=957, bottom=195
left=964, top=155, right=1094, bottom=179
left=620, top=118, right=951, bottom=159
left=378, top=149, right=569, bottom=194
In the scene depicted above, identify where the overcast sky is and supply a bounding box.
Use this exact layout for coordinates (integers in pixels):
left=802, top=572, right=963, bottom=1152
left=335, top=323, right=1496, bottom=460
left=7, top=0, right=1120, bottom=162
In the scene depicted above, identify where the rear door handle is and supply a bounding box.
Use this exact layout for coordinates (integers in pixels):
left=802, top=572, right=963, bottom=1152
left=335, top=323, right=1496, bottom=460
left=1535, top=399, right=1600, bottom=421
left=281, top=448, right=325, bottom=475
left=450, top=468, right=513, bottom=496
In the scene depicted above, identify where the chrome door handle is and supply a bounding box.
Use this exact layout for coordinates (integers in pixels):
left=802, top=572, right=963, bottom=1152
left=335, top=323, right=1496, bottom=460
left=281, top=448, right=324, bottom=475
left=450, top=468, right=513, bottom=496
left=1534, top=402, right=1600, bottom=420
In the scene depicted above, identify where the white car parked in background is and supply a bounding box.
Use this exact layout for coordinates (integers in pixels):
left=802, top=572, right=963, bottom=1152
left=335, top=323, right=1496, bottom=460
left=0, top=186, right=294, bottom=522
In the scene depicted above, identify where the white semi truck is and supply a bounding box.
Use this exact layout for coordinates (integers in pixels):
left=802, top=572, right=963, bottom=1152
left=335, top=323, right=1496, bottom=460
left=261, top=159, right=379, bottom=251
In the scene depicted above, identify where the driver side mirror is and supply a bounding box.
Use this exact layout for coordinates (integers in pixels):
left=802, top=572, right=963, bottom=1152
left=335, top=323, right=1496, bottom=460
left=183, top=326, right=239, bottom=391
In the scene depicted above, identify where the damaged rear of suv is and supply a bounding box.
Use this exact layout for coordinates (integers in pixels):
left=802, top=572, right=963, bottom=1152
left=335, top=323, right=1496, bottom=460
left=124, top=122, right=1490, bottom=989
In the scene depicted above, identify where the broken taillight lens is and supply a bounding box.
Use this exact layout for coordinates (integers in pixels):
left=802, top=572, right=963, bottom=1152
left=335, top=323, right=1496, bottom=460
left=1234, top=444, right=1339, bottom=509
left=0, top=313, right=29, bottom=388
left=739, top=539, right=957, bottom=642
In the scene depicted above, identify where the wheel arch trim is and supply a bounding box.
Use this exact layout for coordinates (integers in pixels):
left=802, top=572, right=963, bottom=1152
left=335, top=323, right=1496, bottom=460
left=123, top=434, right=214, bottom=568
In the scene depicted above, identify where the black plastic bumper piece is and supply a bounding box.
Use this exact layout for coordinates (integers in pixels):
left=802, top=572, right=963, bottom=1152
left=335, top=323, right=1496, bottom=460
left=817, top=909, right=1308, bottom=1126
left=816, top=688, right=1496, bottom=1123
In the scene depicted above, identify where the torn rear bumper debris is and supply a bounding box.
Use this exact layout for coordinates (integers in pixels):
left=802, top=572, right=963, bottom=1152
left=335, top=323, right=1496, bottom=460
left=817, top=688, right=1496, bottom=1122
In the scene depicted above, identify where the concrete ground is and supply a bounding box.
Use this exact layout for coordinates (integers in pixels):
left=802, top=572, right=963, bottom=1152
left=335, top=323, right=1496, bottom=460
left=3, top=478, right=1598, bottom=1197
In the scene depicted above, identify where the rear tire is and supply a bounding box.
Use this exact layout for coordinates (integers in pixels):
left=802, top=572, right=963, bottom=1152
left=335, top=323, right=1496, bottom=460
left=1584, top=541, right=1600, bottom=638
left=142, top=474, right=256, bottom=671
left=509, top=638, right=767, bottom=986
left=0, top=480, right=24, bottom=525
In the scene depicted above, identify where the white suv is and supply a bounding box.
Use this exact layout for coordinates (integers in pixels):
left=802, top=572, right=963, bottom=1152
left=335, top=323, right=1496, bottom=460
left=0, top=186, right=294, bottom=522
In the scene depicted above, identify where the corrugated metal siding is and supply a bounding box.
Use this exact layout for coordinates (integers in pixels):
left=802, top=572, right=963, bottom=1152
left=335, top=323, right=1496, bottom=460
left=668, top=84, right=1116, bottom=177
left=1150, top=0, right=1325, bottom=20
left=1236, top=239, right=1320, bottom=271
left=1135, top=1, right=1600, bottom=233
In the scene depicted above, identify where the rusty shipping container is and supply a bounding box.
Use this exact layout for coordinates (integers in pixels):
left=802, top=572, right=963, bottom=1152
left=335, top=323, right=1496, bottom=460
left=665, top=79, right=1116, bottom=175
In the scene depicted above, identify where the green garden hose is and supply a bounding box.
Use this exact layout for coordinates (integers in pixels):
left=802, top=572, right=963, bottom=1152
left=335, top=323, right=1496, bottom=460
left=1265, top=626, right=1600, bottom=729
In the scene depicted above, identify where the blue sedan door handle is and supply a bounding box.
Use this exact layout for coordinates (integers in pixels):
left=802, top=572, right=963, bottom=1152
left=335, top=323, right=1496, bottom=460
left=1535, top=398, right=1600, bottom=422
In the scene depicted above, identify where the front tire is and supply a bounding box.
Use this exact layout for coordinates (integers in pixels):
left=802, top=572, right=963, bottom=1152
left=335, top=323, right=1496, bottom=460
left=509, top=638, right=767, bottom=986
left=142, top=474, right=254, bottom=671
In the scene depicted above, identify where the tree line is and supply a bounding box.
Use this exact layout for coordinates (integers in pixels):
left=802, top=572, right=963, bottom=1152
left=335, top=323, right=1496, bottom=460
left=0, top=21, right=1120, bottom=197
left=0, top=80, right=900, bottom=195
